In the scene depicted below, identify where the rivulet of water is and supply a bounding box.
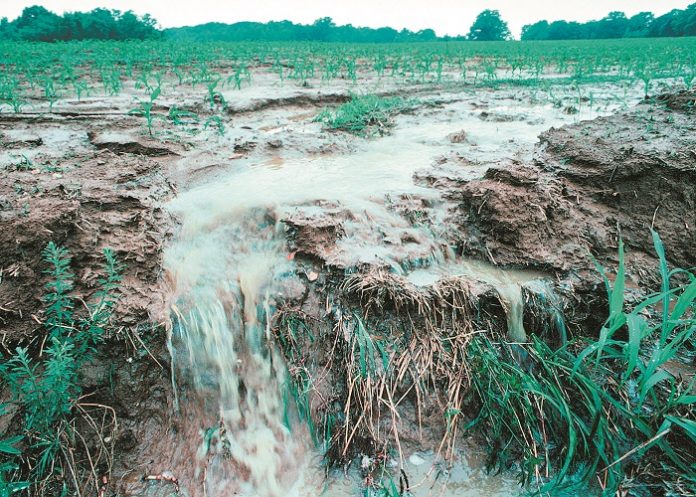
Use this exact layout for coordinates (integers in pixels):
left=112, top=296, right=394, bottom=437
left=160, top=91, right=625, bottom=495
left=406, top=260, right=545, bottom=342
left=164, top=124, right=454, bottom=496
left=166, top=211, right=303, bottom=497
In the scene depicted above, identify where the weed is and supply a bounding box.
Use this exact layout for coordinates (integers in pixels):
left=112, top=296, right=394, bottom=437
left=315, top=94, right=417, bottom=136
left=0, top=243, right=122, bottom=495
left=465, top=233, right=696, bottom=496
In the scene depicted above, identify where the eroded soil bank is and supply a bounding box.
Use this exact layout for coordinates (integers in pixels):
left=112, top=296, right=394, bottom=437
left=438, top=90, right=696, bottom=333
left=1, top=81, right=694, bottom=497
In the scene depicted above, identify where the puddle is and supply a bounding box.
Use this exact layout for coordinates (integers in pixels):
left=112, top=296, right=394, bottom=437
left=291, top=449, right=520, bottom=497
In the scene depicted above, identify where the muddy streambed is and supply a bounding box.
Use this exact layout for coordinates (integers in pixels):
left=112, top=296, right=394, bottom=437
left=2, top=75, right=694, bottom=497
left=156, top=83, right=645, bottom=497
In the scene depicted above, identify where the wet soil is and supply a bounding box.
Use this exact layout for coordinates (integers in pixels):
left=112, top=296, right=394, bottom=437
left=1, top=71, right=694, bottom=496
left=444, top=91, right=696, bottom=331
left=0, top=125, right=174, bottom=342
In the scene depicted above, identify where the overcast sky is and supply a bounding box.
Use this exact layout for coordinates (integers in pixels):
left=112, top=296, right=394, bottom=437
left=1, top=1, right=693, bottom=38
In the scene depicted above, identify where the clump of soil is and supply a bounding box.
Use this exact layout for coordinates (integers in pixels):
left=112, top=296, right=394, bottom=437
left=0, top=129, right=174, bottom=341
left=88, top=130, right=179, bottom=156
left=442, top=91, right=696, bottom=331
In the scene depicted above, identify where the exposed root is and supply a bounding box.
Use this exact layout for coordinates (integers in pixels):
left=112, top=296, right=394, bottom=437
left=275, top=268, right=504, bottom=469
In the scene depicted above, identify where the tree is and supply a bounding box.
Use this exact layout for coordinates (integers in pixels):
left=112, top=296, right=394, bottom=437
left=468, top=10, right=511, bottom=41
left=0, top=5, right=160, bottom=41
left=595, top=11, right=629, bottom=39
left=521, top=21, right=549, bottom=40
left=416, top=29, right=437, bottom=41
left=373, top=27, right=398, bottom=42
left=626, top=12, right=654, bottom=37
left=549, top=21, right=584, bottom=40
left=13, top=6, right=63, bottom=41
left=671, top=3, right=696, bottom=36
left=521, top=3, right=696, bottom=41
left=312, top=17, right=335, bottom=41
left=0, top=17, right=11, bottom=38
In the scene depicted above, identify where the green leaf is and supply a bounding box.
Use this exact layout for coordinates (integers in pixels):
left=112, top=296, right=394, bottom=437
left=624, top=313, right=646, bottom=380
left=640, top=369, right=672, bottom=402
left=0, top=436, right=23, bottom=456
left=665, top=415, right=696, bottom=442
left=668, top=280, right=696, bottom=331
left=651, top=229, right=671, bottom=345
left=609, top=239, right=626, bottom=317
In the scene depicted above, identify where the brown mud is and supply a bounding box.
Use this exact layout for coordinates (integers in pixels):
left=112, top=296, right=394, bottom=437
left=0, top=125, right=174, bottom=342
left=444, top=91, right=696, bottom=331
left=1, top=78, right=694, bottom=496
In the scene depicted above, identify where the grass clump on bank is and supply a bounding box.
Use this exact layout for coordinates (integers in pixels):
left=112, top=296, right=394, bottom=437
left=314, top=94, right=417, bottom=136
left=0, top=243, right=122, bottom=496
left=466, top=232, right=696, bottom=496
left=274, top=232, right=694, bottom=497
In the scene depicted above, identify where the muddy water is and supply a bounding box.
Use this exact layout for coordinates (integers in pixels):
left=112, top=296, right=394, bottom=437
left=165, top=118, right=457, bottom=497
left=406, top=260, right=545, bottom=342
left=292, top=450, right=519, bottom=497
left=163, top=88, right=637, bottom=496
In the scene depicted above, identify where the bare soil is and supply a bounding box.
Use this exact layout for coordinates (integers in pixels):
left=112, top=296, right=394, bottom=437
left=1, top=78, right=694, bottom=495
left=0, top=125, right=174, bottom=342
left=444, top=91, right=696, bottom=330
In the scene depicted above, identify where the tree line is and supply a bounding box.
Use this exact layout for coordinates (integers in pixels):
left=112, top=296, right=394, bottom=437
left=1, top=4, right=695, bottom=43
left=0, top=5, right=159, bottom=41
left=161, top=12, right=513, bottom=42
left=522, top=4, right=696, bottom=40
left=166, top=17, right=440, bottom=43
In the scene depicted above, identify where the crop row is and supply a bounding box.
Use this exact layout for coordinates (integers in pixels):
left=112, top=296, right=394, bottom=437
left=0, top=38, right=694, bottom=112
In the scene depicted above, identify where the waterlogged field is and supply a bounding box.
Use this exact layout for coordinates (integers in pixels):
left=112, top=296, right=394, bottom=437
left=0, top=37, right=695, bottom=112
left=0, top=38, right=695, bottom=497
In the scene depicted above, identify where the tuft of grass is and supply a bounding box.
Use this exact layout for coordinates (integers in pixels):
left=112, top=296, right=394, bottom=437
left=275, top=273, right=481, bottom=469
left=465, top=231, right=696, bottom=496
left=314, top=94, right=417, bottom=136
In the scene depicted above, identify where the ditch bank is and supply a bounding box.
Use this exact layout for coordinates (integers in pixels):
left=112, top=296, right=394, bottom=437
left=441, top=91, right=696, bottom=333
left=0, top=90, right=694, bottom=496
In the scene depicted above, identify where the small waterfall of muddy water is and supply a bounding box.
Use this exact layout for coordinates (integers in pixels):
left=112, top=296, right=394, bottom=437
left=406, top=261, right=543, bottom=343
left=162, top=97, right=616, bottom=496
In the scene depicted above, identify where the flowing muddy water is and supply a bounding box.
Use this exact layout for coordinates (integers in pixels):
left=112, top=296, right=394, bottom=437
left=406, top=261, right=545, bottom=342
left=163, top=89, right=637, bottom=496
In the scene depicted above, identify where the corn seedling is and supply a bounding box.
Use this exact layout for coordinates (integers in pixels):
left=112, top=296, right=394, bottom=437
left=205, top=76, right=226, bottom=110
left=12, top=154, right=34, bottom=171
left=129, top=87, right=163, bottom=136
left=168, top=105, right=200, bottom=126
left=204, top=115, right=225, bottom=136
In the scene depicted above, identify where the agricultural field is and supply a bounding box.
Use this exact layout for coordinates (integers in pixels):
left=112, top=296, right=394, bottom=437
left=0, top=36, right=695, bottom=497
